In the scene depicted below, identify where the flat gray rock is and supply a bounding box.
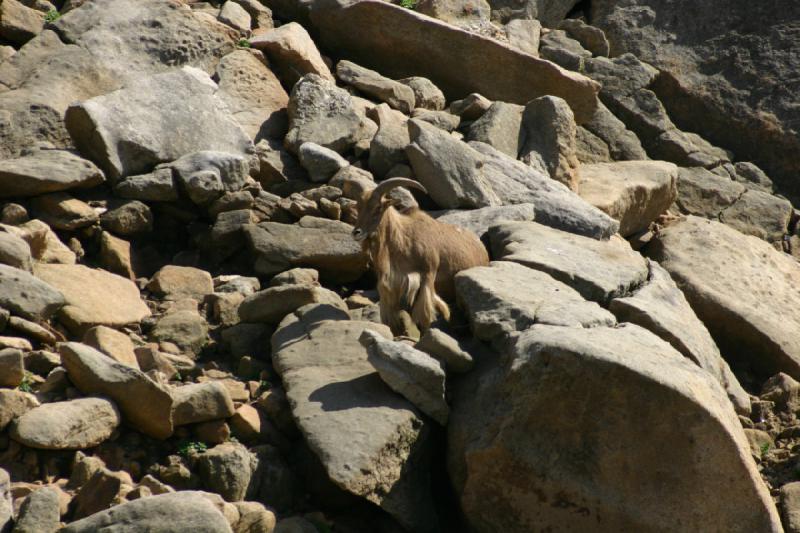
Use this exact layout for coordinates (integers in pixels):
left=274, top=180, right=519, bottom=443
left=490, top=221, right=648, bottom=304
left=647, top=216, right=800, bottom=380
left=0, top=150, right=104, bottom=198
left=243, top=217, right=367, bottom=283
left=0, top=264, right=64, bottom=321
left=432, top=204, right=536, bottom=238
left=61, top=491, right=233, bottom=533
left=10, top=397, right=121, bottom=450
left=455, top=261, right=616, bottom=347
left=272, top=310, right=437, bottom=532
left=609, top=260, right=750, bottom=413
left=336, top=60, right=416, bottom=114
left=361, top=330, right=449, bottom=425
left=470, top=141, right=619, bottom=239
left=448, top=323, right=781, bottom=532
left=60, top=342, right=174, bottom=439
left=66, top=66, right=253, bottom=182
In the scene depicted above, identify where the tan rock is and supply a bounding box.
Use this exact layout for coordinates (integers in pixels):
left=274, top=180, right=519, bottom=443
left=10, top=397, right=121, bottom=450
left=229, top=403, right=261, bottom=441
left=83, top=326, right=139, bottom=369
left=30, top=193, right=98, bottom=231
left=0, top=348, right=24, bottom=387
left=147, top=265, right=214, bottom=300
left=172, top=381, right=235, bottom=426
left=99, top=231, right=135, bottom=280
left=0, top=389, right=39, bottom=431
left=250, top=22, right=334, bottom=88
left=0, top=0, right=44, bottom=45
left=34, top=264, right=150, bottom=335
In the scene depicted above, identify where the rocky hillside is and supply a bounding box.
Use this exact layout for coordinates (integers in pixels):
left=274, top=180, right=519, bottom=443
left=0, top=0, right=798, bottom=531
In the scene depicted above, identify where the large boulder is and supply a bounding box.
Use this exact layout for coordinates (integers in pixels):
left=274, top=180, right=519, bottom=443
left=590, top=0, right=800, bottom=198
left=33, top=264, right=150, bottom=335
left=309, top=0, right=600, bottom=123
left=448, top=323, right=781, bottom=532
left=490, top=221, right=649, bottom=304
left=519, top=95, right=580, bottom=190
left=243, top=217, right=368, bottom=283
left=609, top=261, right=750, bottom=413
left=10, top=398, right=121, bottom=450
left=577, top=160, right=678, bottom=237
left=66, top=66, right=253, bottom=182
left=60, top=342, right=174, bottom=439
left=647, top=216, right=800, bottom=380
left=61, top=491, right=233, bottom=533
left=0, top=150, right=104, bottom=198
left=272, top=307, right=437, bottom=532
left=432, top=204, right=536, bottom=238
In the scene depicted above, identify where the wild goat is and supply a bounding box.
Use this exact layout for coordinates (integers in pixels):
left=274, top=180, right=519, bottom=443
left=352, top=178, right=490, bottom=334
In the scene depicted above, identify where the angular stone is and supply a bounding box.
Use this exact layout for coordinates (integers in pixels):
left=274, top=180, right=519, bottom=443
left=455, top=261, right=616, bottom=346
left=398, top=77, right=445, bottom=111
left=172, top=381, right=236, bottom=426
left=491, top=221, right=648, bottom=303
left=781, top=482, right=800, bottom=533
left=196, top=442, right=257, bottom=502
left=448, top=323, right=780, bottom=532
left=415, top=328, right=473, bottom=373
left=215, top=48, right=289, bottom=141
left=410, top=108, right=460, bottom=132
left=559, top=18, right=610, bottom=57
left=583, top=101, right=647, bottom=161
left=0, top=469, right=11, bottom=533
left=0, top=264, right=64, bottom=320
left=432, top=204, right=536, bottom=239
left=610, top=261, right=750, bottom=413
left=0, top=150, right=104, bottom=198
left=504, top=18, right=541, bottom=56
left=250, top=22, right=334, bottom=88
left=539, top=29, right=591, bottom=71
left=113, top=168, right=179, bottom=202
left=310, top=0, right=600, bottom=123
left=62, top=491, right=233, bottom=533
left=336, top=60, right=415, bottom=114
left=297, top=142, right=349, bottom=183
left=66, top=67, right=253, bottom=182
left=272, top=312, right=435, bottom=532
left=148, top=265, right=214, bottom=300
left=361, top=330, right=448, bottom=425
left=284, top=73, right=373, bottom=155
left=647, top=216, right=800, bottom=380
left=34, top=264, right=150, bottom=334
left=243, top=217, right=367, bottom=283
left=30, top=192, right=98, bottom=231
left=577, top=160, right=678, bottom=237
left=520, top=95, right=580, bottom=190
left=13, top=486, right=60, bottom=533
left=238, top=284, right=346, bottom=324
left=232, top=501, right=276, bottom=533
left=219, top=1, right=251, bottom=33
left=0, top=348, right=24, bottom=388
left=465, top=101, right=524, bottom=158
left=149, top=310, right=209, bottom=355
left=169, top=151, right=250, bottom=206
left=675, top=167, right=745, bottom=219
left=0, top=389, right=38, bottom=431
left=719, top=189, right=792, bottom=242
left=471, top=142, right=619, bottom=239
left=0, top=231, right=32, bottom=271
left=406, top=119, right=499, bottom=209
left=0, top=0, right=44, bottom=45
left=60, top=342, right=173, bottom=439
left=98, top=232, right=135, bottom=281
left=10, top=397, right=121, bottom=450
left=367, top=104, right=410, bottom=180
left=100, top=200, right=153, bottom=236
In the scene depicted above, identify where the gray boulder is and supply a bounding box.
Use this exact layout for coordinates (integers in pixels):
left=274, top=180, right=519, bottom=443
left=0, top=264, right=64, bottom=321
left=171, top=382, right=236, bottom=427
left=272, top=310, right=437, bottom=532
left=368, top=104, right=410, bottom=179
left=336, top=60, right=416, bottom=114
left=196, top=442, right=258, bottom=502
left=0, top=231, right=32, bottom=271
left=432, top=204, right=536, bottom=238
left=519, top=95, right=580, bottom=190
left=490, top=221, right=648, bottom=304
left=406, top=119, right=499, bottom=209
left=398, top=76, right=445, bottom=111
left=360, top=330, right=449, bottom=425
left=66, top=67, right=253, bottom=182
left=448, top=323, right=781, bottom=532
left=582, top=101, right=647, bottom=161
left=168, top=151, right=250, bottom=206
left=0, top=150, right=104, bottom=198
left=61, top=491, right=233, bottom=533
left=465, top=101, right=524, bottom=159
left=113, top=168, right=179, bottom=202
left=13, top=486, right=60, bottom=533
left=10, top=397, right=121, bottom=450
left=239, top=283, right=347, bottom=324
left=298, top=142, right=349, bottom=183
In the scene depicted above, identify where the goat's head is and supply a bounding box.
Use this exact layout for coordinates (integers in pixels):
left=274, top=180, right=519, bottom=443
left=351, top=178, right=427, bottom=242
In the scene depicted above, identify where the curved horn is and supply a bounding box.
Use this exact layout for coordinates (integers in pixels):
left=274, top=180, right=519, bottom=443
left=372, top=178, right=428, bottom=200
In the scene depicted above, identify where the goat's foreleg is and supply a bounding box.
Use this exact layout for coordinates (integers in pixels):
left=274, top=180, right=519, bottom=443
left=377, top=277, right=405, bottom=335
left=411, top=270, right=450, bottom=331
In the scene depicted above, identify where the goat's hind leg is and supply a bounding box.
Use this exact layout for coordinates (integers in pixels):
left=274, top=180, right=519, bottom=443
left=411, top=271, right=449, bottom=331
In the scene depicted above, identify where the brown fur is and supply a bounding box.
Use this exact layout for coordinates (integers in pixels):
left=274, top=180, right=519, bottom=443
left=354, top=184, right=489, bottom=334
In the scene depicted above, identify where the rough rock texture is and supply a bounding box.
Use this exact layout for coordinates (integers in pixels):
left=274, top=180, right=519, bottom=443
left=448, top=323, right=781, bottom=532
left=66, top=66, right=253, bottom=182
left=33, top=264, right=150, bottom=334
left=310, top=0, right=600, bottom=123
left=583, top=101, right=647, bottom=161
left=196, top=442, right=257, bottom=502
left=465, top=101, right=524, bottom=158
left=60, top=342, right=174, bottom=439
left=13, top=486, right=60, bottom=533
left=171, top=382, right=236, bottom=427
left=590, top=0, right=800, bottom=199
left=0, top=349, right=24, bottom=388
left=360, top=330, right=449, bottom=425
left=272, top=309, right=436, bottom=532
left=455, top=261, right=616, bottom=347
left=647, top=216, right=800, bottom=380
left=432, top=204, right=536, bottom=238
left=406, top=119, right=499, bottom=209
left=250, top=22, right=334, bottom=88
left=519, top=95, right=580, bottom=189
left=0, top=264, right=64, bottom=321
left=284, top=73, right=373, bottom=154
left=0, top=389, right=39, bottom=431
left=415, top=328, right=473, bottom=373
left=471, top=142, right=619, bottom=239
left=61, top=491, right=233, bottom=533
left=0, top=150, right=104, bottom=198
left=577, top=160, right=677, bottom=236
left=491, top=222, right=649, bottom=304
left=337, top=60, right=416, bottom=114
left=10, top=397, right=121, bottom=450
left=243, top=217, right=367, bottom=283
left=609, top=261, right=750, bottom=413
left=83, top=325, right=140, bottom=368
left=238, top=283, right=347, bottom=324
left=0, top=469, right=10, bottom=532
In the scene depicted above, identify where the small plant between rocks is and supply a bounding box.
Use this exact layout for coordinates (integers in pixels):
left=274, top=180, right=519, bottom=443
left=44, top=9, right=60, bottom=23
left=177, top=441, right=208, bottom=458
left=237, top=38, right=251, bottom=48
